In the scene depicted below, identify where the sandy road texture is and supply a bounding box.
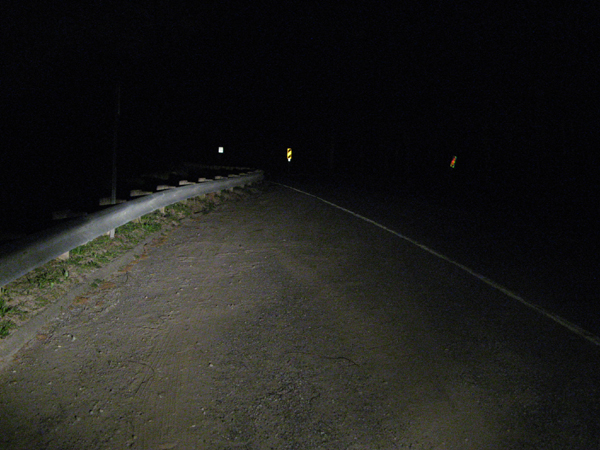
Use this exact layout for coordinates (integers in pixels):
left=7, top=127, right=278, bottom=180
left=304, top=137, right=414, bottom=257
left=1, top=184, right=599, bottom=449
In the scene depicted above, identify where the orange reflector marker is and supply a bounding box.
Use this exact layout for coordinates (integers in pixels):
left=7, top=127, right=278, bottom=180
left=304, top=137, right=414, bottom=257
left=450, top=155, right=457, bottom=168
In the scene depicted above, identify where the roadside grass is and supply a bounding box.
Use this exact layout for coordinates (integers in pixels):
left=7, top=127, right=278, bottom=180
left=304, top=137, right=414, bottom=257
left=0, top=295, right=15, bottom=337
left=0, top=186, right=256, bottom=338
left=0, top=320, right=14, bottom=338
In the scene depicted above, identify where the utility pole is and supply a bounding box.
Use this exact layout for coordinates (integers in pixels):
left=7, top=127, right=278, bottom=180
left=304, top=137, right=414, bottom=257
left=111, top=82, right=121, bottom=206
left=329, top=123, right=336, bottom=172
left=109, top=82, right=121, bottom=239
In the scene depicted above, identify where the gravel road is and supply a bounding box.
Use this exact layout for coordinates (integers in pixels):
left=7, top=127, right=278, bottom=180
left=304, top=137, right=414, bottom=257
left=1, top=183, right=599, bottom=449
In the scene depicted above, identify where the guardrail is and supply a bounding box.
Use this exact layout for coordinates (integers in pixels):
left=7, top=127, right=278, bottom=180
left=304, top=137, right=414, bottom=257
left=0, top=170, right=263, bottom=289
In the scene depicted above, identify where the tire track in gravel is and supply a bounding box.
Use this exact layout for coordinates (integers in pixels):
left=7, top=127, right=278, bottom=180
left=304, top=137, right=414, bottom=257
left=113, top=217, right=232, bottom=449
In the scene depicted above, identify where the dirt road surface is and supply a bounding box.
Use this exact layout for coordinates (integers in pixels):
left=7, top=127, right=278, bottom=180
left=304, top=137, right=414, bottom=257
left=1, top=184, right=599, bottom=449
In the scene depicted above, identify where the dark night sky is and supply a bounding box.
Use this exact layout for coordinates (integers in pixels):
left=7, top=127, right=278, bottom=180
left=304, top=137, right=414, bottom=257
left=1, top=1, right=599, bottom=218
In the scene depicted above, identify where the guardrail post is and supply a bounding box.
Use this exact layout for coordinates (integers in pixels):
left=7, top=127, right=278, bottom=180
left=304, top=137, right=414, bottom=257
left=57, top=251, right=70, bottom=261
left=196, top=178, right=207, bottom=200
left=99, top=198, right=126, bottom=238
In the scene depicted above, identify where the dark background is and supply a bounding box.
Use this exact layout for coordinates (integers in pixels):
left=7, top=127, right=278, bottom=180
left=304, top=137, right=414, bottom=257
left=1, top=1, right=598, bottom=238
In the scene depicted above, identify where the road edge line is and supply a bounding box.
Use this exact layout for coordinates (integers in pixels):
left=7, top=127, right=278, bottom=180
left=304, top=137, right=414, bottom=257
left=275, top=182, right=600, bottom=348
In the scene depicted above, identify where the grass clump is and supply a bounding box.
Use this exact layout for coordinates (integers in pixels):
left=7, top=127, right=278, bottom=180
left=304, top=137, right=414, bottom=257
left=0, top=294, right=16, bottom=338
left=0, top=320, right=14, bottom=338
left=0, top=297, right=12, bottom=317
left=27, top=264, right=70, bottom=290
